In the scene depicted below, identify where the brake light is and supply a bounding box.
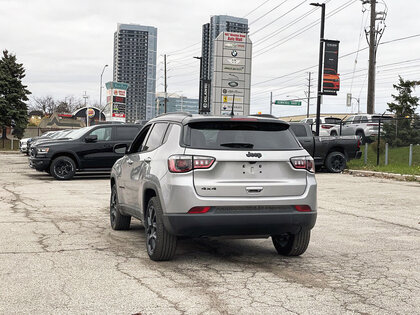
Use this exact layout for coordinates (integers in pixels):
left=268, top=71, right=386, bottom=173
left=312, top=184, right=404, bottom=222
left=230, top=118, right=258, bottom=121
left=321, top=125, right=333, bottom=129
left=367, top=123, right=378, bottom=126
left=294, top=205, right=311, bottom=212
left=357, top=139, right=361, bottom=149
left=290, top=156, right=315, bottom=173
left=188, top=206, right=211, bottom=214
left=168, top=155, right=215, bottom=173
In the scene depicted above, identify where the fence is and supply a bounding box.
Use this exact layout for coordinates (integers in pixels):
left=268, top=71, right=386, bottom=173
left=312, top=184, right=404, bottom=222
left=0, top=126, right=82, bottom=151
left=299, top=116, right=420, bottom=173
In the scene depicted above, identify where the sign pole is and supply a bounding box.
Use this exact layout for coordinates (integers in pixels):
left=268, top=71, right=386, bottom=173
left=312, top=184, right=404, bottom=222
left=311, top=2, right=326, bottom=136
left=270, top=92, right=273, bottom=115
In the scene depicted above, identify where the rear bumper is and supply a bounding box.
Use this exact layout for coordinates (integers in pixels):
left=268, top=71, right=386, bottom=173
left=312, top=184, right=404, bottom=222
left=163, top=209, right=317, bottom=237
left=29, top=157, right=50, bottom=171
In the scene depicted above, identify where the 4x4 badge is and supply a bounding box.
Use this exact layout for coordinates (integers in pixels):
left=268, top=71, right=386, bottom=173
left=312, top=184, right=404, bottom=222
left=246, top=152, right=262, bottom=158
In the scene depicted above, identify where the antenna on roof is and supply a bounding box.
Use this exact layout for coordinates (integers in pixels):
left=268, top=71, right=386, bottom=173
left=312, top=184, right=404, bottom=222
left=230, top=94, right=235, bottom=117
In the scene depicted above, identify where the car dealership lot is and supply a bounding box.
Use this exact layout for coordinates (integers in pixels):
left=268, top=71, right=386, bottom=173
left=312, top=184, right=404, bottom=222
left=1, top=153, right=419, bottom=314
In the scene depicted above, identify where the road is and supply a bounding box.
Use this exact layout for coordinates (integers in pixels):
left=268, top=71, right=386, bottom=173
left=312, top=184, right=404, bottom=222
left=0, top=153, right=419, bottom=314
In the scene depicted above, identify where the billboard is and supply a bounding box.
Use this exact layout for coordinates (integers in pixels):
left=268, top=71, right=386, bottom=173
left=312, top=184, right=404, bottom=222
left=105, top=81, right=129, bottom=122
left=322, top=40, right=340, bottom=95
left=211, top=32, right=252, bottom=116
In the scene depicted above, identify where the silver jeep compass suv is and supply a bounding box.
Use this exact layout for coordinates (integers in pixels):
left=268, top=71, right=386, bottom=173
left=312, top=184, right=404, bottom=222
left=110, top=113, right=317, bottom=261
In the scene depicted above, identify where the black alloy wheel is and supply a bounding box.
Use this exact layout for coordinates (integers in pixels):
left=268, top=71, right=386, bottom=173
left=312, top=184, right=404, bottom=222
left=50, top=156, right=76, bottom=180
left=325, top=151, right=347, bottom=173
left=110, top=185, right=131, bottom=230
left=146, top=204, right=157, bottom=255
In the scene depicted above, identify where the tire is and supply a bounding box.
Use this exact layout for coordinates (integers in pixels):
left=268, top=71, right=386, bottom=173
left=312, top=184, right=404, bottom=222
left=110, top=185, right=131, bottom=230
left=145, top=196, right=177, bottom=261
left=325, top=151, right=347, bottom=173
left=50, top=156, right=76, bottom=180
left=330, top=130, right=338, bottom=136
left=356, top=131, right=366, bottom=144
left=272, top=230, right=311, bottom=256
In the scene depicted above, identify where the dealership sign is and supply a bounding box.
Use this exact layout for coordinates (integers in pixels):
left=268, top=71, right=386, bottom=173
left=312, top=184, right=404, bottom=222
left=211, top=32, right=252, bottom=116
left=322, top=40, right=340, bottom=96
left=105, top=81, right=130, bottom=122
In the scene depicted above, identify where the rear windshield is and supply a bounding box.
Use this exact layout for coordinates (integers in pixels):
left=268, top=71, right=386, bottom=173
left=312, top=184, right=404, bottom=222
left=184, top=121, right=300, bottom=150
left=324, top=118, right=341, bottom=124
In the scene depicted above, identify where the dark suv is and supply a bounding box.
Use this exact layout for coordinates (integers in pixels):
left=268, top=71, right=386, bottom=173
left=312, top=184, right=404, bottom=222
left=29, top=124, right=142, bottom=180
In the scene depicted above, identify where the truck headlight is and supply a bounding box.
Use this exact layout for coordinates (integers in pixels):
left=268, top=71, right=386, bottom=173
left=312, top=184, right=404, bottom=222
left=37, top=147, right=49, bottom=154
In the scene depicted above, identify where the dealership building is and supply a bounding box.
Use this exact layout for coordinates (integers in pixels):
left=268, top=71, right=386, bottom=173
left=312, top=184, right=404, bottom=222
left=113, top=23, right=157, bottom=122
left=155, top=93, right=199, bottom=115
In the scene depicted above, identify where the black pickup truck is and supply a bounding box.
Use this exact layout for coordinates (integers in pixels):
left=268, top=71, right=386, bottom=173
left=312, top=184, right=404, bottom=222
left=289, top=122, right=362, bottom=173
left=29, top=124, right=142, bottom=180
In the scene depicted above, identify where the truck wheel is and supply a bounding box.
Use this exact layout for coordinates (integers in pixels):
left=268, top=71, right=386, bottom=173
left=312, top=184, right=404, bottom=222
left=110, top=185, right=131, bottom=230
left=50, top=156, right=76, bottom=180
left=325, top=151, right=347, bottom=173
left=272, top=230, right=310, bottom=256
left=145, top=196, right=177, bottom=261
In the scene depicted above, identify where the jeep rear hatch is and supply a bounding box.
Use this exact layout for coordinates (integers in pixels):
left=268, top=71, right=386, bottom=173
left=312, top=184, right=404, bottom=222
left=183, top=120, right=308, bottom=198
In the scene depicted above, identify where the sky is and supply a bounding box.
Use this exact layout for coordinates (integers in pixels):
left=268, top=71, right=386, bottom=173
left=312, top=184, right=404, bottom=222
left=1, top=0, right=419, bottom=117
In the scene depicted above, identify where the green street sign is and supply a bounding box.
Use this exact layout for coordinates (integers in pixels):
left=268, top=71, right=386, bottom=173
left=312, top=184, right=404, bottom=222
left=274, top=100, right=302, bottom=106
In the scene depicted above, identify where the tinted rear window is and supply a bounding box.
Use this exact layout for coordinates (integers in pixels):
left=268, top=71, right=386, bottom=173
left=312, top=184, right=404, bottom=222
left=324, top=118, right=341, bottom=124
left=289, top=124, right=308, bottom=137
left=185, top=121, right=300, bottom=150
left=115, top=126, right=140, bottom=141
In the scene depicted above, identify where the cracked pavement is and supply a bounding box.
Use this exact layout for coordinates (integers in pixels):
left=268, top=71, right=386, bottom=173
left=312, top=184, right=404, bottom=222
left=0, top=153, right=419, bottom=314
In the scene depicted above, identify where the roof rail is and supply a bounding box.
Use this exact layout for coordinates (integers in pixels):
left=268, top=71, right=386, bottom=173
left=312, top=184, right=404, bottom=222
left=155, top=112, right=192, bottom=118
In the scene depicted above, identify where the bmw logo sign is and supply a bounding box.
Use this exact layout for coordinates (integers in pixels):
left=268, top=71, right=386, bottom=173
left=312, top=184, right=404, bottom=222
left=231, top=50, right=238, bottom=57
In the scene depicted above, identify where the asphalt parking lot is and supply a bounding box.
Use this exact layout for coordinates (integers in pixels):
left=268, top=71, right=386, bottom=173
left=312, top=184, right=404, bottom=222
left=0, top=153, right=419, bottom=314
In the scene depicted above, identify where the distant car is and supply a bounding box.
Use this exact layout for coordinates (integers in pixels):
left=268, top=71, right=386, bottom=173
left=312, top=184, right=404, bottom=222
left=19, top=138, right=31, bottom=154
left=300, top=116, right=342, bottom=136
left=110, top=113, right=317, bottom=261
left=329, top=114, right=393, bottom=143
left=29, top=124, right=142, bottom=180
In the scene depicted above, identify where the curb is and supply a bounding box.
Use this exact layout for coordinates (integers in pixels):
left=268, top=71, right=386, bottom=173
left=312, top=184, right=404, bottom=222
left=345, top=169, right=420, bottom=182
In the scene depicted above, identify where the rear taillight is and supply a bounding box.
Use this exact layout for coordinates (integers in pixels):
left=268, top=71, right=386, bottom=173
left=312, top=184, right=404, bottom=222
left=188, top=206, right=211, bottom=214
left=168, top=155, right=215, bottom=173
left=290, top=156, right=315, bottom=173
left=367, top=123, right=378, bottom=126
left=321, top=124, right=333, bottom=129
left=294, top=205, right=312, bottom=212
left=357, top=139, right=361, bottom=149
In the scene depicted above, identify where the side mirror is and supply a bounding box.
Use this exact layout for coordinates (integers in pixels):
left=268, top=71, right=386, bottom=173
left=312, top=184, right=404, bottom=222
left=85, top=134, right=98, bottom=143
left=113, top=143, right=128, bottom=154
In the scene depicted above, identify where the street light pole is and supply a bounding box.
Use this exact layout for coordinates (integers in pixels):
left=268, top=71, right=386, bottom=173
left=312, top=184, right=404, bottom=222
left=99, top=64, right=108, bottom=122
left=311, top=2, right=325, bottom=136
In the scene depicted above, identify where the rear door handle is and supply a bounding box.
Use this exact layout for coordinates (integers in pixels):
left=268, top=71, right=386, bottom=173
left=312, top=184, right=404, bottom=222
left=144, top=157, right=152, bottom=163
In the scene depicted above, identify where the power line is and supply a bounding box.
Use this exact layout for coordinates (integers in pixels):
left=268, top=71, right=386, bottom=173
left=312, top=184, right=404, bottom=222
left=250, top=0, right=290, bottom=26
left=251, top=0, right=308, bottom=35
left=243, top=0, right=272, bottom=18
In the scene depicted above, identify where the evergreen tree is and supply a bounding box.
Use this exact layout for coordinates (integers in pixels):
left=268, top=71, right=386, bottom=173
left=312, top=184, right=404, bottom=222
left=384, top=76, right=420, bottom=146
left=0, top=50, right=31, bottom=139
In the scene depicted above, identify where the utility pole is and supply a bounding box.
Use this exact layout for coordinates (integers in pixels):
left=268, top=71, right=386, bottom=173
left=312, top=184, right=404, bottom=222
left=99, top=64, right=108, bottom=122
left=193, top=56, right=203, bottom=114
left=366, top=0, right=376, bottom=114
left=364, top=0, right=387, bottom=114
left=164, top=54, right=168, bottom=113
left=270, top=92, right=273, bottom=115
left=306, top=72, right=312, bottom=118
left=310, top=2, right=326, bottom=136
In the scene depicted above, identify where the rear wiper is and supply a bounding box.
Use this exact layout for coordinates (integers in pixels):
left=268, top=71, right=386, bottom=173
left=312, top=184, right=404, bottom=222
left=220, top=142, right=254, bottom=148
